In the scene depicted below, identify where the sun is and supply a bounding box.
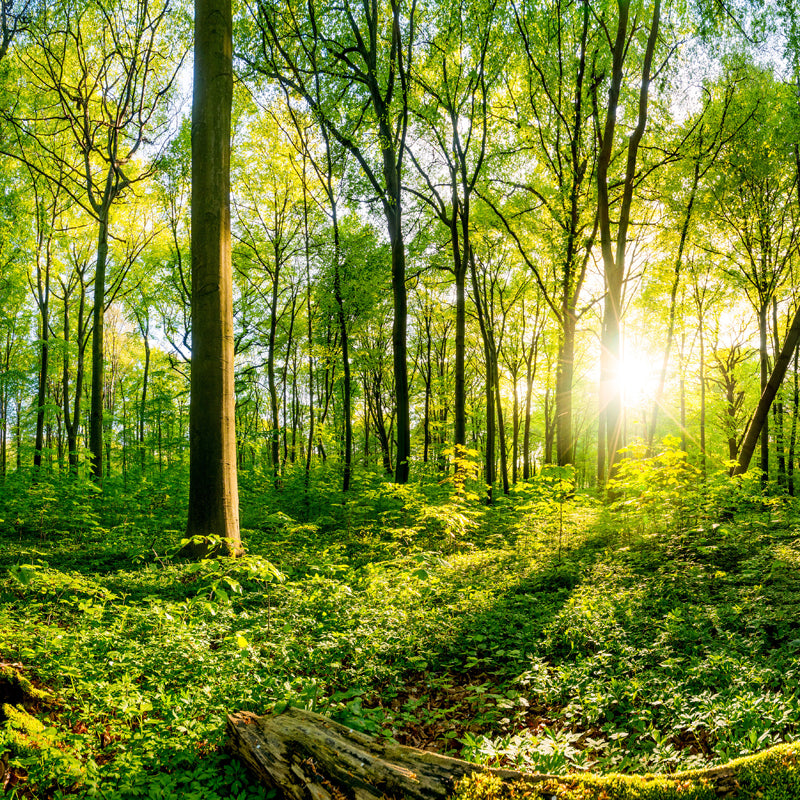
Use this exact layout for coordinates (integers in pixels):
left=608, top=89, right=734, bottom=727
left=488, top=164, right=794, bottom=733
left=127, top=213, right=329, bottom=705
left=618, top=344, right=659, bottom=406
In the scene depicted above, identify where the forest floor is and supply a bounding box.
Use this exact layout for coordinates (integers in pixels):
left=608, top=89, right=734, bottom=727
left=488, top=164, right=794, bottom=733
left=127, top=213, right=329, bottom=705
left=0, top=465, right=799, bottom=799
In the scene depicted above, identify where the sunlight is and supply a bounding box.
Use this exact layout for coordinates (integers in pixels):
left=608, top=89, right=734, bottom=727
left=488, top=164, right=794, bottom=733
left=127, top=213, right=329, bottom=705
left=619, top=342, right=660, bottom=407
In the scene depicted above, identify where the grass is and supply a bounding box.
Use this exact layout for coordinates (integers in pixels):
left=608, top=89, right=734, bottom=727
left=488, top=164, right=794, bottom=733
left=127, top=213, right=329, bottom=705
left=0, top=457, right=799, bottom=798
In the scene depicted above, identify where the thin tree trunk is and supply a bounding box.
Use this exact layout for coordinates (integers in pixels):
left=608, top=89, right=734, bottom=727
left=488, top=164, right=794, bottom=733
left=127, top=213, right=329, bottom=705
left=331, top=209, right=352, bottom=491
left=15, top=396, right=21, bottom=471
left=363, top=374, right=370, bottom=467
left=758, top=302, right=769, bottom=485
left=788, top=347, right=798, bottom=495
left=267, top=242, right=282, bottom=489
left=33, top=305, right=49, bottom=471
left=699, top=313, right=706, bottom=477
left=469, top=249, right=495, bottom=503
left=139, top=316, right=150, bottom=475
left=511, top=363, right=519, bottom=484
left=302, top=172, right=314, bottom=491
left=89, top=212, right=110, bottom=481
left=494, top=359, right=510, bottom=495
left=556, top=317, right=576, bottom=466
left=523, top=337, right=536, bottom=480
left=423, top=310, right=432, bottom=464
left=648, top=154, right=701, bottom=453
left=773, top=296, right=786, bottom=487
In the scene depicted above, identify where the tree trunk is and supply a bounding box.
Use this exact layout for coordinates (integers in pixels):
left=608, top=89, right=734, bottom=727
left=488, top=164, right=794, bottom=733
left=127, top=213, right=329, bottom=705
left=733, top=301, right=800, bottom=478
left=758, top=302, right=769, bottom=485
left=789, top=348, right=798, bottom=495
left=302, top=173, right=314, bottom=492
left=773, top=297, right=786, bottom=488
left=226, top=708, right=529, bottom=800
left=556, top=315, right=576, bottom=466
left=390, top=229, right=411, bottom=484
left=139, top=317, right=150, bottom=475
left=493, top=358, right=509, bottom=496
left=698, top=309, right=706, bottom=477
left=423, top=310, right=432, bottom=465
left=185, top=0, right=241, bottom=557
left=89, top=213, right=110, bottom=481
left=332, top=211, right=352, bottom=491
left=33, top=304, right=49, bottom=471
left=469, top=249, right=495, bottom=503
left=511, top=363, right=519, bottom=484
left=454, top=259, right=466, bottom=462
left=267, top=246, right=282, bottom=489
left=370, top=381, right=393, bottom=477
left=523, top=336, right=536, bottom=480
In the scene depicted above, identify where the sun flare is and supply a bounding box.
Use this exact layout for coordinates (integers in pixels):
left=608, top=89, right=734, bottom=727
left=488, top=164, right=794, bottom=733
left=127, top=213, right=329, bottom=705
left=619, top=344, right=660, bottom=406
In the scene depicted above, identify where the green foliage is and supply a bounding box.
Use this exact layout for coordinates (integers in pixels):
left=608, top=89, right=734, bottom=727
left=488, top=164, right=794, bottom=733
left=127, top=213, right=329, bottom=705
left=1, top=470, right=799, bottom=797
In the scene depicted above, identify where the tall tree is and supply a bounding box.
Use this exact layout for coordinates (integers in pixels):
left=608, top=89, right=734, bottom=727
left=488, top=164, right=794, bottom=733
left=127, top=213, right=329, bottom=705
left=485, top=0, right=598, bottom=468
left=707, top=68, right=800, bottom=482
left=184, top=0, right=242, bottom=555
left=248, top=0, right=417, bottom=482
left=4, top=0, right=184, bottom=481
left=594, top=0, right=661, bottom=484
left=406, top=0, right=498, bottom=467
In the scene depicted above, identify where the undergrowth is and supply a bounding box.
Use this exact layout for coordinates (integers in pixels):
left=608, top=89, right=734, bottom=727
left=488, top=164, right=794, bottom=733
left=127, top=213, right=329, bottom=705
left=0, top=445, right=798, bottom=798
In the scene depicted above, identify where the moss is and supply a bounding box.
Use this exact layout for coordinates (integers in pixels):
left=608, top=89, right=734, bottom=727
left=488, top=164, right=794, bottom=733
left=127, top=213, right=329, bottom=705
left=451, top=743, right=800, bottom=800
left=0, top=673, right=83, bottom=791
left=0, top=665, right=52, bottom=717
left=1, top=702, right=85, bottom=789
left=2, top=703, right=47, bottom=757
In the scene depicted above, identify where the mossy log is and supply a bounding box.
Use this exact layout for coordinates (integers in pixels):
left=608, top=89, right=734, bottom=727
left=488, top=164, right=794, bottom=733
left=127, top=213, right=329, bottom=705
left=226, top=707, right=800, bottom=800
left=226, top=707, right=550, bottom=800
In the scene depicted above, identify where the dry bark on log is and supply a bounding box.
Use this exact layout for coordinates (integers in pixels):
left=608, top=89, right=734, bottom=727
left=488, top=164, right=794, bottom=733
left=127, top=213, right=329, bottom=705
left=225, top=706, right=549, bottom=800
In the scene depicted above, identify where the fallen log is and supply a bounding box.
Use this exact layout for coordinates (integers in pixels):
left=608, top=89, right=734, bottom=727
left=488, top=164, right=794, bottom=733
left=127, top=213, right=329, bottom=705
left=226, top=706, right=800, bottom=800
left=225, top=706, right=552, bottom=800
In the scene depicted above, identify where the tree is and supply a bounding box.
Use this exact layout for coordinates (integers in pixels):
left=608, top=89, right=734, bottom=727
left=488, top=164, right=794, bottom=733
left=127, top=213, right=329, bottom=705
left=247, top=0, right=417, bottom=482
left=595, top=0, right=662, bottom=485
left=483, top=0, right=598, bottom=469
left=707, top=67, right=800, bottom=482
left=0, top=0, right=36, bottom=62
left=4, top=0, right=185, bottom=481
left=184, top=0, right=242, bottom=556
left=405, top=0, right=498, bottom=467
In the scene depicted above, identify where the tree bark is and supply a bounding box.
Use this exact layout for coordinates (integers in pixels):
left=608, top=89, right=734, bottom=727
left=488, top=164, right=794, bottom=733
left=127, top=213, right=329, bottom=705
left=33, top=303, right=49, bottom=472
left=789, top=347, right=798, bottom=495
left=331, top=209, right=352, bottom=491
left=185, top=0, right=241, bottom=556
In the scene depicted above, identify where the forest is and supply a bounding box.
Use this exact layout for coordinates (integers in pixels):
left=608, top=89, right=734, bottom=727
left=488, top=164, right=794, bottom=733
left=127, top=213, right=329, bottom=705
left=1, top=0, right=800, bottom=797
